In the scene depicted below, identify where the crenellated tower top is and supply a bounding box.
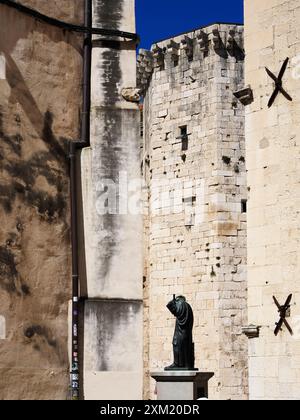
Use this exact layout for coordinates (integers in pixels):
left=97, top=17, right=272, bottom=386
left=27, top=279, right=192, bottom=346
left=137, top=23, right=244, bottom=95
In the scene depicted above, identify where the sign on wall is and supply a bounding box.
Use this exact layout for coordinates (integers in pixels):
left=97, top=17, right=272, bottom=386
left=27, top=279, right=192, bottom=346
left=0, top=316, right=6, bottom=340
left=0, top=54, right=6, bottom=80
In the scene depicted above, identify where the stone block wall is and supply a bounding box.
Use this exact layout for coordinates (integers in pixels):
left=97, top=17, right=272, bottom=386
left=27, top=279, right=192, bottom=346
left=140, top=23, right=248, bottom=400
left=245, top=0, right=300, bottom=400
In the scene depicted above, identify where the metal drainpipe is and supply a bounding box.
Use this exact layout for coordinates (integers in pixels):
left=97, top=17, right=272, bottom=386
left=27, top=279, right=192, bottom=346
left=81, top=0, right=92, bottom=147
left=70, top=0, right=92, bottom=401
left=69, top=0, right=139, bottom=400
left=70, top=141, right=80, bottom=400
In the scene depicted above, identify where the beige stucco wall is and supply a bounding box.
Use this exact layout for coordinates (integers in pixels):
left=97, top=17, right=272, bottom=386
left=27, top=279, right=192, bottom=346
left=141, top=24, right=248, bottom=400
left=0, top=1, right=83, bottom=400
left=245, top=0, right=300, bottom=400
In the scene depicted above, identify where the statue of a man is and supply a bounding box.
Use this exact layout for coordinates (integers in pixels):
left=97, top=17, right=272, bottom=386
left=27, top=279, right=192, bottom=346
left=165, top=295, right=196, bottom=371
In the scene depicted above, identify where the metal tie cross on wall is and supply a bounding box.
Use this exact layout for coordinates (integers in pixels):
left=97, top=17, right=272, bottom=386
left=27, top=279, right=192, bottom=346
left=265, top=58, right=293, bottom=108
left=273, top=294, right=293, bottom=336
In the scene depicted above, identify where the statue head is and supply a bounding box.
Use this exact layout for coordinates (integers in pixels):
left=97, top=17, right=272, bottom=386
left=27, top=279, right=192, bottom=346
left=167, top=295, right=187, bottom=315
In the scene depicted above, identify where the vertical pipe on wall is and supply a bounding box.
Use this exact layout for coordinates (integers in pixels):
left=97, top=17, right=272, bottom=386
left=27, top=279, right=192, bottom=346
left=70, top=0, right=92, bottom=400
left=81, top=0, right=92, bottom=146
left=70, top=141, right=80, bottom=400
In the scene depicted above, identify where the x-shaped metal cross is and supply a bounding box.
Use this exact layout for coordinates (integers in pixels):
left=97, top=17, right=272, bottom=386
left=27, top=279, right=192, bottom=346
left=273, top=294, right=293, bottom=336
left=265, top=58, right=293, bottom=108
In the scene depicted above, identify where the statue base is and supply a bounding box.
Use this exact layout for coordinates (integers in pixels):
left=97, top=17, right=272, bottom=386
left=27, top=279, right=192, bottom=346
left=151, top=371, right=214, bottom=400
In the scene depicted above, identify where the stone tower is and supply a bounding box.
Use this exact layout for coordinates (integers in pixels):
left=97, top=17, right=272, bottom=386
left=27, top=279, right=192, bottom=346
left=139, top=23, right=248, bottom=400
left=245, top=0, right=300, bottom=400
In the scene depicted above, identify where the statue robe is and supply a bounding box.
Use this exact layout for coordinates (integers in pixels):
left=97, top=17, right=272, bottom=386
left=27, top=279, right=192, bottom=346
left=167, top=297, right=194, bottom=369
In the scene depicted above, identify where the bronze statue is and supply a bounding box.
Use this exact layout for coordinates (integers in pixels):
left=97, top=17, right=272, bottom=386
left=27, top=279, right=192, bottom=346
left=165, top=295, right=197, bottom=371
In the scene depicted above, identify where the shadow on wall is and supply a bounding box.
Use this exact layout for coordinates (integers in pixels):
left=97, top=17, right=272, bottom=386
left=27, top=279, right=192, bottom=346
left=0, top=5, right=81, bottom=220
left=0, top=109, right=68, bottom=222
left=0, top=5, right=83, bottom=295
left=214, top=37, right=245, bottom=61
left=0, top=4, right=83, bottom=389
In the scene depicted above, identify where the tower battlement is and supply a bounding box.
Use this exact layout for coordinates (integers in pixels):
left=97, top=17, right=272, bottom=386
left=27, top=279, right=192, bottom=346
left=138, top=23, right=244, bottom=94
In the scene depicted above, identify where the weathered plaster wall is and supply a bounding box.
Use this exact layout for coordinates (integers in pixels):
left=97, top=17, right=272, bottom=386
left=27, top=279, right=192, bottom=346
left=82, top=0, right=143, bottom=400
left=245, top=0, right=300, bottom=400
left=0, top=1, right=83, bottom=400
left=140, top=24, right=248, bottom=400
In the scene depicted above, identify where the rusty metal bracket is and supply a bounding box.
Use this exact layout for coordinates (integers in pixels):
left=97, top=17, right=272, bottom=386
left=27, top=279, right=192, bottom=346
left=265, top=58, right=292, bottom=108
left=273, top=294, right=293, bottom=336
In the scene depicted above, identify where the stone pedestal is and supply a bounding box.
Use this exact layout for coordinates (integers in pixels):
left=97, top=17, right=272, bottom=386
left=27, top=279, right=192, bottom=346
left=151, top=371, right=214, bottom=400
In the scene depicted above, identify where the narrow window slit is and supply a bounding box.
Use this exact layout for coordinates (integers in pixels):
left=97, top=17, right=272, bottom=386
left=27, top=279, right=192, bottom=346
left=241, top=199, right=247, bottom=213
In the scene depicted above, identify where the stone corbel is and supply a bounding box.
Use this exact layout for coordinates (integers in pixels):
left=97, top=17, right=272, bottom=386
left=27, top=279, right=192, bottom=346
left=227, top=29, right=235, bottom=53
left=212, top=28, right=222, bottom=49
left=167, top=40, right=180, bottom=63
left=197, top=31, right=209, bottom=54
left=152, top=44, right=165, bottom=68
left=242, top=325, right=261, bottom=339
left=137, top=50, right=154, bottom=94
left=121, top=88, right=141, bottom=103
left=138, top=49, right=154, bottom=70
left=236, top=30, right=244, bottom=51
left=181, top=36, right=194, bottom=59
left=234, top=86, right=254, bottom=106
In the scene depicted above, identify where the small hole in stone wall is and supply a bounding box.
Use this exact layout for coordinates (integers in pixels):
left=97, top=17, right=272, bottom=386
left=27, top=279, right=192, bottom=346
left=234, top=163, right=240, bottom=173
left=222, top=156, right=231, bottom=165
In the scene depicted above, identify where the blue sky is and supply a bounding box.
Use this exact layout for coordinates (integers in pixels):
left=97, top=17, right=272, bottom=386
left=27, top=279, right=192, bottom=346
left=136, top=0, right=244, bottom=49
